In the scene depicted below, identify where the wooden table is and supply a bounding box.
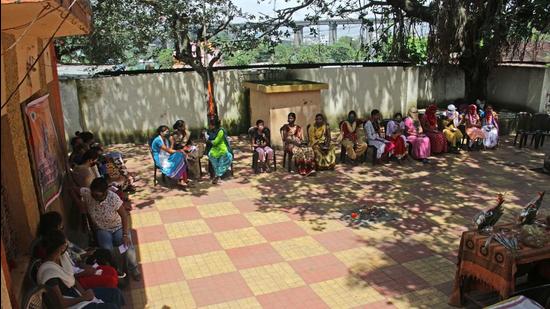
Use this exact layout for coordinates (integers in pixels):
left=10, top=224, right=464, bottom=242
left=449, top=224, right=550, bottom=307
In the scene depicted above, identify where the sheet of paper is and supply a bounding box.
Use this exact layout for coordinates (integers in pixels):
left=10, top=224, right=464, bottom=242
left=92, top=263, right=99, bottom=269
left=118, top=244, right=128, bottom=254
left=95, top=269, right=103, bottom=276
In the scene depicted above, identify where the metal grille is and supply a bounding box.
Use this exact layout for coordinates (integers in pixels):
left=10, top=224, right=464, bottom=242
left=1, top=185, right=18, bottom=261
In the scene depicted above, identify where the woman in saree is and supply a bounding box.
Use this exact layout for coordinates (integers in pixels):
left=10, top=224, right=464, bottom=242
left=421, top=104, right=448, bottom=154
left=281, top=112, right=315, bottom=176
left=442, top=104, right=464, bottom=153
left=404, top=107, right=431, bottom=163
left=205, top=118, right=233, bottom=184
left=482, top=105, right=499, bottom=149
left=172, top=120, right=203, bottom=179
left=308, top=113, right=336, bottom=170
left=339, top=111, right=368, bottom=161
left=151, top=125, right=189, bottom=188
left=465, top=104, right=486, bottom=149
left=384, top=112, right=408, bottom=162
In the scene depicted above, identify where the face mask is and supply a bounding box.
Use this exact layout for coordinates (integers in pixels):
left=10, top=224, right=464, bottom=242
left=163, top=131, right=170, bottom=137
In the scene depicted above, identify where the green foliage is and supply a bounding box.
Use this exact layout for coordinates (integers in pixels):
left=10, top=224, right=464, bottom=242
left=55, top=0, right=159, bottom=64
left=157, top=49, right=175, bottom=69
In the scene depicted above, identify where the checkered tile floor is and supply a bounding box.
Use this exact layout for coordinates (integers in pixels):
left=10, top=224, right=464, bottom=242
left=109, top=137, right=549, bottom=308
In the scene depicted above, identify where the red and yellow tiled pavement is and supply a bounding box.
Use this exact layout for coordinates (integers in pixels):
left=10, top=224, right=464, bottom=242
left=109, top=138, right=549, bottom=308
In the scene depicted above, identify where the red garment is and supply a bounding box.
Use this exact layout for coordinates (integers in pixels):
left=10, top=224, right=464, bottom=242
left=77, top=265, right=118, bottom=289
left=425, top=104, right=438, bottom=127
left=389, top=136, right=407, bottom=157
left=341, top=121, right=359, bottom=141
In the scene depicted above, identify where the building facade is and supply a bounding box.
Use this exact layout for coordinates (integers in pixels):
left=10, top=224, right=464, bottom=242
left=1, top=0, right=91, bottom=306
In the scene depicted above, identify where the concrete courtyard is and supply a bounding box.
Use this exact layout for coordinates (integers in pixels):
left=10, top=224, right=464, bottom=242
left=112, top=137, right=549, bottom=308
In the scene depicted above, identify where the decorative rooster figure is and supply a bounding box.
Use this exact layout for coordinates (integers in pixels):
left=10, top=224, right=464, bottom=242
left=474, top=193, right=505, bottom=232
left=518, top=191, right=546, bottom=225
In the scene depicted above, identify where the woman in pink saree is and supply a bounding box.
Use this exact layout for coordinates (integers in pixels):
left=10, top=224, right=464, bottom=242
left=465, top=104, right=486, bottom=149
left=404, top=107, right=431, bottom=163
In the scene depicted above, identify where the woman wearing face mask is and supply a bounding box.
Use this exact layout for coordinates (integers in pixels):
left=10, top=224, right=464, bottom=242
left=385, top=112, right=408, bottom=162
left=308, top=113, right=336, bottom=170
left=482, top=105, right=499, bottom=149
left=151, top=125, right=189, bottom=188
left=465, top=104, right=486, bottom=150
left=281, top=112, right=315, bottom=175
left=421, top=104, right=448, bottom=154
left=442, top=104, right=464, bottom=153
left=72, top=149, right=102, bottom=189
left=205, top=118, right=233, bottom=184
left=339, top=110, right=368, bottom=162
left=172, top=120, right=203, bottom=180
left=404, top=107, right=431, bottom=163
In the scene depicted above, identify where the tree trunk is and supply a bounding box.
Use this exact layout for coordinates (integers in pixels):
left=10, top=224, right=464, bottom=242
left=462, top=59, right=489, bottom=102
left=199, top=68, right=219, bottom=122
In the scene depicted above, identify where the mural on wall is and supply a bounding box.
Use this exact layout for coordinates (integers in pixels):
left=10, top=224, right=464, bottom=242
left=25, top=94, right=64, bottom=209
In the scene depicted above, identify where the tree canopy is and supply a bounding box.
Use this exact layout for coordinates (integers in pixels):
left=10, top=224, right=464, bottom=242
left=56, top=0, right=549, bottom=112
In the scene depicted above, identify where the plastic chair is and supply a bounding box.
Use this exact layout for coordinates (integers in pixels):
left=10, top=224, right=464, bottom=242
left=26, top=259, right=42, bottom=287
left=148, top=138, right=166, bottom=186
left=514, top=112, right=533, bottom=148
left=529, top=113, right=550, bottom=149
left=21, top=285, right=47, bottom=309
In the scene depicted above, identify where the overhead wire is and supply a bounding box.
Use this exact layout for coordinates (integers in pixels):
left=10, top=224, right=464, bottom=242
left=1, top=0, right=79, bottom=112
left=1, top=5, right=50, bottom=56
left=1, top=3, right=61, bottom=31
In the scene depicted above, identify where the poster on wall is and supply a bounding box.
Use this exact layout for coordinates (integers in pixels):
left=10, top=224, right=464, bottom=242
left=25, top=94, right=64, bottom=209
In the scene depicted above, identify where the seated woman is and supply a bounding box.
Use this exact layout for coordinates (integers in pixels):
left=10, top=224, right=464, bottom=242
left=339, top=111, right=368, bottom=161
left=442, top=104, right=464, bottom=153
left=69, top=135, right=86, bottom=167
left=172, top=120, right=203, bottom=180
left=72, top=149, right=101, bottom=189
left=404, top=107, right=431, bottom=163
left=250, top=119, right=274, bottom=173
left=37, top=230, right=125, bottom=309
left=465, top=104, right=486, bottom=149
left=365, top=110, right=401, bottom=163
left=308, top=113, right=336, bottom=170
left=481, top=105, right=499, bottom=149
left=385, top=112, right=408, bottom=161
left=205, top=118, right=233, bottom=184
left=34, top=212, right=121, bottom=289
left=421, top=104, right=448, bottom=154
left=281, top=112, right=315, bottom=176
left=151, top=125, right=189, bottom=188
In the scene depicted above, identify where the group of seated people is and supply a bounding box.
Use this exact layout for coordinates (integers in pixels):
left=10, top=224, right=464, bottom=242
left=268, top=102, right=500, bottom=173
left=149, top=102, right=500, bottom=182
left=151, top=117, right=233, bottom=187
left=32, top=207, right=131, bottom=308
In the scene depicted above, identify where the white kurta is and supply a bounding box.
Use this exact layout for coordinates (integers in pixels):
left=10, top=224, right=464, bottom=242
left=364, top=120, right=387, bottom=159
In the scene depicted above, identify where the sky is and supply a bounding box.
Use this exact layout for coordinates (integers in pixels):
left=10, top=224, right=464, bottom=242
left=232, top=0, right=364, bottom=40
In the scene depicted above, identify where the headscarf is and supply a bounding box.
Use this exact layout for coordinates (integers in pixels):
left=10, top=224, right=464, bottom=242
left=468, top=104, right=477, bottom=115
left=446, top=104, right=456, bottom=118
left=408, top=107, right=419, bottom=121
left=425, top=104, right=438, bottom=127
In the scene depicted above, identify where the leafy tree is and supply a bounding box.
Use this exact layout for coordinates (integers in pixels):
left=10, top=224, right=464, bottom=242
left=273, top=44, right=297, bottom=64
left=315, top=0, right=549, bottom=100
left=138, top=0, right=313, bottom=120
left=55, top=0, right=159, bottom=64
left=157, top=48, right=175, bottom=69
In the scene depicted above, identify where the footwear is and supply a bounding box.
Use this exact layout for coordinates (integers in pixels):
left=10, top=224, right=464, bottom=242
left=130, top=270, right=141, bottom=281
left=117, top=271, right=127, bottom=279
left=422, top=158, right=429, bottom=164
left=212, top=177, right=219, bottom=184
